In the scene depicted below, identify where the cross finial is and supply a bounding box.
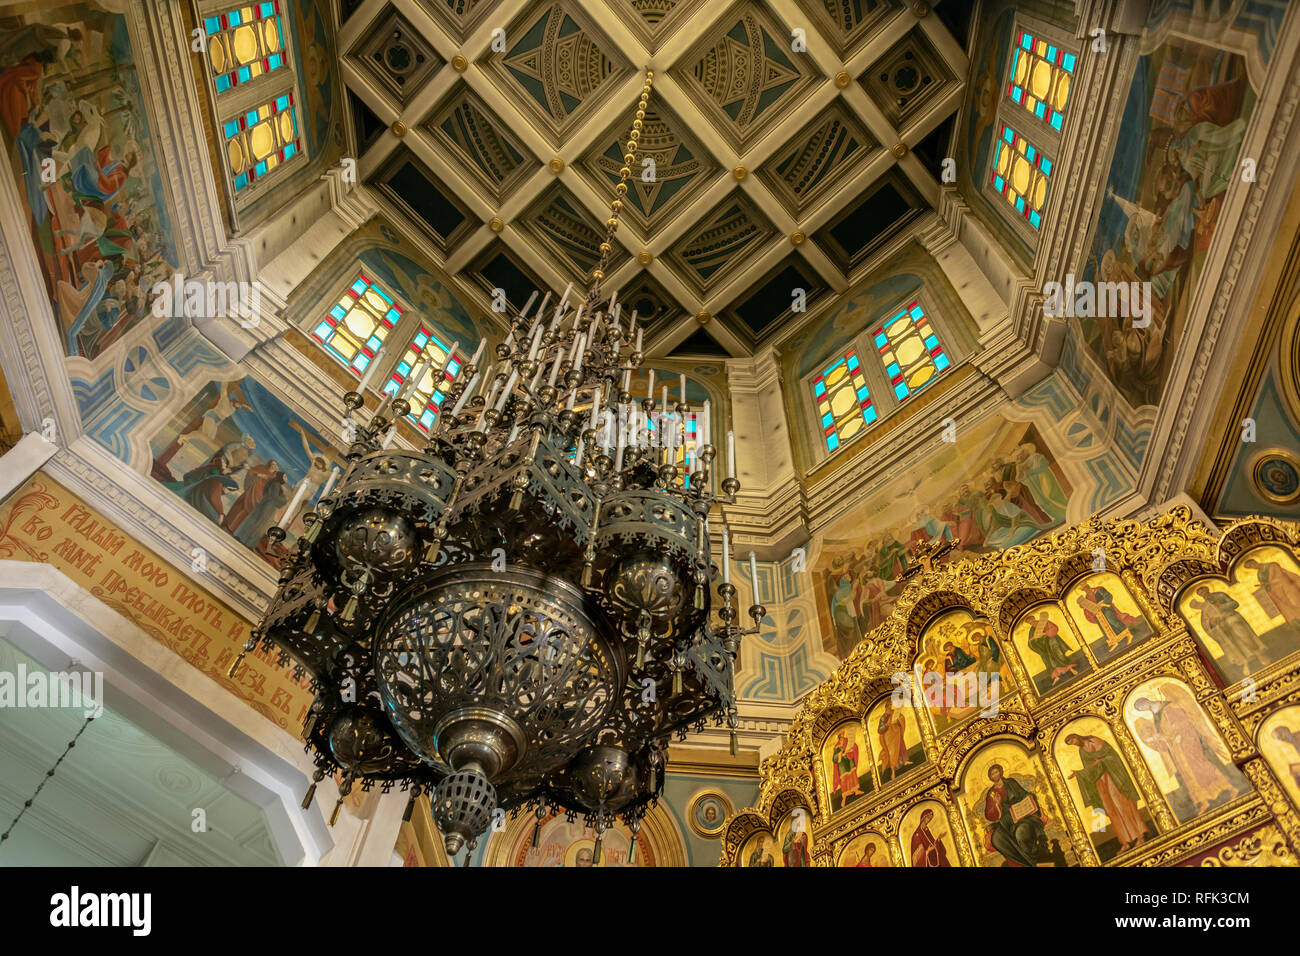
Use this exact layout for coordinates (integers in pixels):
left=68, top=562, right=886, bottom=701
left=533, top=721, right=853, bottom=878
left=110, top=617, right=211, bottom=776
left=900, top=535, right=961, bottom=582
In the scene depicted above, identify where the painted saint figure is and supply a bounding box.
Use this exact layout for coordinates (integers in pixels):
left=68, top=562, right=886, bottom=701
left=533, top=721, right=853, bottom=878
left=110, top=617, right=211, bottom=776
left=782, top=827, right=810, bottom=867
left=746, top=836, right=774, bottom=867
left=876, top=708, right=910, bottom=781
left=830, top=728, right=864, bottom=804
left=1065, top=733, right=1148, bottom=855
left=1189, top=585, right=1268, bottom=679
left=1132, top=695, right=1240, bottom=816
left=909, top=808, right=952, bottom=867
left=983, top=764, right=1049, bottom=867
left=1027, top=610, right=1080, bottom=687
left=1076, top=583, right=1147, bottom=653
left=1242, top=556, right=1300, bottom=621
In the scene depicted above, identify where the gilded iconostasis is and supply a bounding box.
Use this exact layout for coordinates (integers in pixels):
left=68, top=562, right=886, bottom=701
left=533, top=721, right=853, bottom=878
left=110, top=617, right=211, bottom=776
left=0, top=0, right=1298, bottom=873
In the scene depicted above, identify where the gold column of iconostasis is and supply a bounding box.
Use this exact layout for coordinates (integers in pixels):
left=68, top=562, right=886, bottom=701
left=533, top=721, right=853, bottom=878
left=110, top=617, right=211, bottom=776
left=720, top=507, right=1300, bottom=868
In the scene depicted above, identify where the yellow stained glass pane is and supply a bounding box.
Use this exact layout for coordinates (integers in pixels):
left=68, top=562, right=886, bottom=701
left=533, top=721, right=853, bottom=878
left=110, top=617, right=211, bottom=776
left=248, top=60, right=264, bottom=79
left=1014, top=51, right=1027, bottom=84
left=1035, top=39, right=1048, bottom=56
left=996, top=144, right=1010, bottom=176
left=908, top=367, right=935, bottom=389
left=209, top=36, right=227, bottom=73
left=232, top=24, right=258, bottom=64
left=1053, top=73, right=1070, bottom=110
left=227, top=139, right=245, bottom=172
left=1031, top=60, right=1051, bottom=98
left=825, top=364, right=847, bottom=387
left=278, top=111, right=293, bottom=141
left=264, top=19, right=280, bottom=52
left=838, top=417, right=863, bottom=439
left=344, top=307, right=375, bottom=337
left=1033, top=176, right=1047, bottom=210
left=249, top=121, right=274, bottom=158
left=829, top=388, right=855, bottom=416
left=364, top=289, right=389, bottom=312
left=896, top=337, right=925, bottom=365
left=1012, top=155, right=1031, bottom=193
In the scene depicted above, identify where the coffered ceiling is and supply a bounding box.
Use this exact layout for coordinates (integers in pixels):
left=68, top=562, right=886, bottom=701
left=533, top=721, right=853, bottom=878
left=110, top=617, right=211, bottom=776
left=338, top=0, right=970, bottom=356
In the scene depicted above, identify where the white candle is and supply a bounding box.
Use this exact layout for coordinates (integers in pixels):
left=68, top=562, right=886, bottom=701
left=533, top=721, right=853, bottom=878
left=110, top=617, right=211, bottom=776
left=571, top=303, right=585, bottom=332
left=471, top=337, right=486, bottom=367
left=647, top=368, right=655, bottom=402
left=478, top=363, right=494, bottom=396
left=527, top=325, right=543, bottom=361
left=727, top=430, right=735, bottom=480
left=635, top=325, right=642, bottom=353
left=381, top=428, right=397, bottom=449
left=534, top=291, right=550, bottom=323
left=495, top=370, right=518, bottom=411
left=679, top=374, right=686, bottom=406
left=589, top=310, right=602, bottom=341
left=520, top=290, right=538, bottom=321
left=451, top=372, right=479, bottom=414
left=565, top=387, right=577, bottom=411
left=748, top=551, right=760, bottom=598
left=614, top=425, right=625, bottom=471
left=590, top=385, right=603, bottom=445
left=622, top=367, right=632, bottom=393
left=437, top=341, right=459, bottom=389
left=279, top=477, right=311, bottom=529
left=356, top=347, right=386, bottom=393
left=400, top=357, right=428, bottom=402
left=575, top=434, right=585, bottom=467
left=572, top=333, right=588, bottom=372
left=507, top=423, right=520, bottom=445
left=557, top=282, right=573, bottom=315
left=722, top=528, right=730, bottom=584
left=547, top=348, right=563, bottom=386
left=661, top=385, right=667, bottom=412
left=702, top=400, right=711, bottom=449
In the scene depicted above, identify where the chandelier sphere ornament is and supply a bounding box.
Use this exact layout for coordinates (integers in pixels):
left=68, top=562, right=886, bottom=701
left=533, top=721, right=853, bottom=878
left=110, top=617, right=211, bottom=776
left=241, top=69, right=765, bottom=857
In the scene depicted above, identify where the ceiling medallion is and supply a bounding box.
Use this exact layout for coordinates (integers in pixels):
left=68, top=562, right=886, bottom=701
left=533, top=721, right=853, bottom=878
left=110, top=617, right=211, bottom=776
left=834, top=71, right=851, bottom=89
left=790, top=232, right=806, bottom=246
left=488, top=216, right=505, bottom=233
left=391, top=121, right=407, bottom=137
left=637, top=250, right=654, bottom=265
left=549, top=157, right=565, bottom=174
left=242, top=71, right=762, bottom=861
left=891, top=142, right=908, bottom=158
left=452, top=54, right=468, bottom=72
left=696, top=311, right=711, bottom=325
left=733, top=166, right=747, bottom=181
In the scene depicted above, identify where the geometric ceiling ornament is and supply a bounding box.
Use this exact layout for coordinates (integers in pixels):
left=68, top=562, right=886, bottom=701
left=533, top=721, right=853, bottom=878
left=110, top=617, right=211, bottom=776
left=618, top=270, right=688, bottom=338
left=483, top=1, right=634, bottom=145
left=758, top=101, right=879, bottom=218
left=420, top=0, right=500, bottom=41
left=519, top=182, right=630, bottom=281
left=351, top=6, right=443, bottom=105
left=812, top=167, right=925, bottom=275
left=369, top=148, right=480, bottom=254
left=667, top=190, right=777, bottom=296
left=858, top=25, right=960, bottom=130
left=465, top=239, right=551, bottom=313
left=424, top=83, right=540, bottom=204
left=604, top=0, right=713, bottom=53
left=672, top=1, right=823, bottom=151
left=578, top=103, right=720, bottom=237
left=793, top=0, right=902, bottom=59
left=724, top=254, right=827, bottom=341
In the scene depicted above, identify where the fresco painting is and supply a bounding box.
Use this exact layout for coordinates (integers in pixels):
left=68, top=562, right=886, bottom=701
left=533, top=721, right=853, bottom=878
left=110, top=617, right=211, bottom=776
left=915, top=609, right=1016, bottom=736
left=814, top=418, right=1070, bottom=659
left=837, top=831, right=890, bottom=867
left=0, top=2, right=177, bottom=360
left=149, top=376, right=340, bottom=569
left=865, top=694, right=926, bottom=785
left=1178, top=545, right=1300, bottom=684
left=1080, top=40, right=1256, bottom=407
left=1124, top=677, right=1250, bottom=823
left=1063, top=572, right=1156, bottom=665
left=1013, top=603, right=1092, bottom=697
left=1055, top=717, right=1155, bottom=862
left=1257, top=705, right=1300, bottom=812
left=961, top=740, right=1078, bottom=867
left=899, top=800, right=957, bottom=867
left=821, top=720, right=871, bottom=815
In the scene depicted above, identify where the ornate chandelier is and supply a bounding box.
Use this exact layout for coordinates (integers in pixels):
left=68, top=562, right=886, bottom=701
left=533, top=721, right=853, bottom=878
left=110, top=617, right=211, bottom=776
left=236, top=70, right=764, bottom=861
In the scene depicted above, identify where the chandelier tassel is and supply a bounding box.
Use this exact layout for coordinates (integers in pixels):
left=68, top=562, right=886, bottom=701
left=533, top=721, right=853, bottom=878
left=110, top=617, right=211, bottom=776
left=730, top=731, right=738, bottom=757
left=329, top=795, right=344, bottom=827
left=301, top=769, right=325, bottom=810
left=462, top=840, right=474, bottom=867
left=592, top=834, right=603, bottom=866
left=304, top=604, right=321, bottom=635
left=403, top=786, right=420, bottom=823
left=531, top=803, right=546, bottom=848
left=628, top=821, right=640, bottom=863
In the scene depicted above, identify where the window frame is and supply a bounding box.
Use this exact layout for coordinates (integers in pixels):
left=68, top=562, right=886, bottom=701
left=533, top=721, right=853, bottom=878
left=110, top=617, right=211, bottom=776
left=195, top=0, right=306, bottom=209
left=801, top=292, right=962, bottom=464
left=305, top=270, right=466, bottom=431
left=980, top=16, right=1077, bottom=244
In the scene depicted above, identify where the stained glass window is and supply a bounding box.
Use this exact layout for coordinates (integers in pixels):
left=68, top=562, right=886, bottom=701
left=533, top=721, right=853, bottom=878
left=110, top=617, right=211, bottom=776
left=223, top=93, right=300, bottom=192
left=813, top=350, right=876, bottom=453
left=873, top=301, right=951, bottom=402
left=1006, top=30, right=1075, bottom=132
left=205, top=3, right=288, bottom=93
left=383, top=327, right=462, bottom=431
left=990, top=122, right=1052, bottom=229
left=311, top=274, right=400, bottom=375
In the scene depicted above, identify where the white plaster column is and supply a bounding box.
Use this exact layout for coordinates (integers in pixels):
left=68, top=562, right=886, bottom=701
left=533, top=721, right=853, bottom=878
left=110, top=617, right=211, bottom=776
left=0, top=433, right=58, bottom=503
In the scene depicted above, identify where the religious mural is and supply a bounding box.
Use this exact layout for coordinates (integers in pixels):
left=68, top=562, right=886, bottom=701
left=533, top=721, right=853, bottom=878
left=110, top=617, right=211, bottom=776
left=737, top=829, right=779, bottom=868
left=820, top=720, right=870, bottom=814
left=960, top=740, right=1079, bottom=867
left=899, top=801, right=956, bottom=867
left=511, top=812, right=649, bottom=867
left=1012, top=603, right=1092, bottom=697
left=774, top=809, right=812, bottom=868
left=1063, top=571, right=1156, bottom=665
left=1177, top=545, right=1300, bottom=684
left=1055, top=717, right=1155, bottom=862
left=814, top=417, right=1071, bottom=659
left=1079, top=38, right=1257, bottom=408
left=148, top=376, right=340, bottom=569
left=915, top=609, right=1016, bottom=736
left=1258, top=705, right=1300, bottom=812
left=0, top=2, right=177, bottom=360
left=865, top=694, right=926, bottom=786
left=1124, top=677, right=1250, bottom=823
left=836, top=831, right=890, bottom=867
